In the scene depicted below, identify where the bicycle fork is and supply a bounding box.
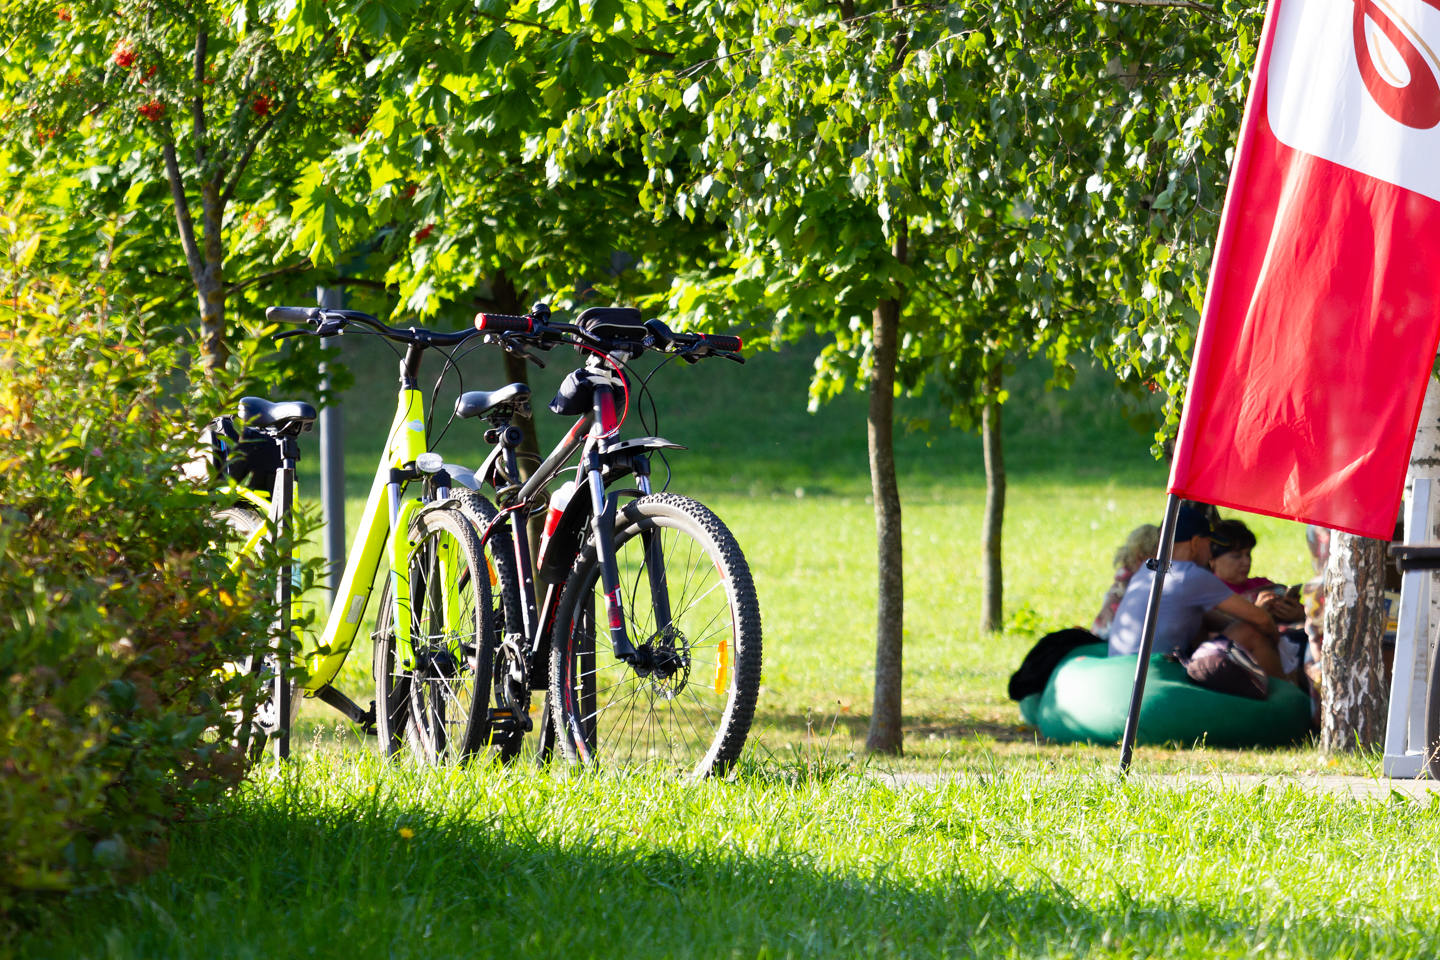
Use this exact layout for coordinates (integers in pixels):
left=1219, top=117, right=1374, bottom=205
left=581, top=447, right=675, bottom=675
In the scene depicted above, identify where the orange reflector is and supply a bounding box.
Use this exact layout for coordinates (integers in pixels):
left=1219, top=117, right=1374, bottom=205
left=713, top=637, right=730, bottom=695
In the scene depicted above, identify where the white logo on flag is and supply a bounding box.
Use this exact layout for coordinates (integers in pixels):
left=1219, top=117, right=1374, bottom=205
left=1268, top=0, right=1440, bottom=202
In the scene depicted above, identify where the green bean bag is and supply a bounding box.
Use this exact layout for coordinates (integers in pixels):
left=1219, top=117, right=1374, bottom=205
left=1017, top=643, right=1313, bottom=747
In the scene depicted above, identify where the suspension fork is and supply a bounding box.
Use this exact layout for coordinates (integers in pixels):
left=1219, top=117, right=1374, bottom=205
left=584, top=447, right=634, bottom=662
left=584, top=383, right=636, bottom=662
left=634, top=459, right=675, bottom=637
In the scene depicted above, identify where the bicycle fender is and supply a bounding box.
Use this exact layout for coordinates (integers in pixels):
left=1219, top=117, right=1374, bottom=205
left=413, top=497, right=465, bottom=523
left=443, top=462, right=480, bottom=490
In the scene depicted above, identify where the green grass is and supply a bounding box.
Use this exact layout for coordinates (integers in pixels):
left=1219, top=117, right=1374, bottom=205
left=12, top=335, right=1413, bottom=957
left=15, top=754, right=1440, bottom=959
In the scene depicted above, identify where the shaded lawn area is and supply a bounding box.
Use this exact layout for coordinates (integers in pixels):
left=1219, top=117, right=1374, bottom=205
left=15, top=756, right=1438, bottom=959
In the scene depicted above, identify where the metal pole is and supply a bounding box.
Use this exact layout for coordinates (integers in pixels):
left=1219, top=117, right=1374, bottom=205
left=318, top=285, right=346, bottom=603
left=1118, top=493, right=1183, bottom=774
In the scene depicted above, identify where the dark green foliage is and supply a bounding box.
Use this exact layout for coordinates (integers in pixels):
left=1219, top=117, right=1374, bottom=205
left=0, top=244, right=277, bottom=917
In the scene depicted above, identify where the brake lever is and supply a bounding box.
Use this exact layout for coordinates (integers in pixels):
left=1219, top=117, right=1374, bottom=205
left=273, top=329, right=311, bottom=341
left=501, top=336, right=547, bottom=368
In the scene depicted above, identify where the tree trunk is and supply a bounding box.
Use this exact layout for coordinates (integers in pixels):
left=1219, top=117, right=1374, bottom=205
left=1320, top=532, right=1388, bottom=750
left=197, top=269, right=228, bottom=373
left=486, top=273, right=544, bottom=473
left=198, top=176, right=229, bottom=372
left=864, top=225, right=906, bottom=756
left=486, top=273, right=545, bottom=564
left=979, top=367, right=1005, bottom=633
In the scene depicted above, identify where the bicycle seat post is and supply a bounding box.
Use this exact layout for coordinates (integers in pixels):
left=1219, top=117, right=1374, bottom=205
left=269, top=431, right=300, bottom=761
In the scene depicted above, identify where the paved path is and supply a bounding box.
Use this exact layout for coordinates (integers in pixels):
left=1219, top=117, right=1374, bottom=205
left=876, top=771, right=1440, bottom=800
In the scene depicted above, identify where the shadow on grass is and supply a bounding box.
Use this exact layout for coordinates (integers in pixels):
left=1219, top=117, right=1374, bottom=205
left=757, top=710, right=1034, bottom=744
left=14, top=791, right=1416, bottom=959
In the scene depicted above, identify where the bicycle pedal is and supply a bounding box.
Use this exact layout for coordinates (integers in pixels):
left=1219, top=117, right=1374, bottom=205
left=489, top=707, right=533, bottom=733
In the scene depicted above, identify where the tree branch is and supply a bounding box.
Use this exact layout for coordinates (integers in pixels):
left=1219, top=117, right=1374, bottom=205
left=193, top=26, right=208, bottom=170
left=161, top=138, right=206, bottom=287
left=1100, top=0, right=1215, bottom=11
left=474, top=11, right=675, bottom=59
left=219, top=112, right=278, bottom=208
left=226, top=258, right=315, bottom=295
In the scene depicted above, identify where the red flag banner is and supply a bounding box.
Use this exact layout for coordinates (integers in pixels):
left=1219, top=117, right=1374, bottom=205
left=1168, top=0, right=1440, bottom=538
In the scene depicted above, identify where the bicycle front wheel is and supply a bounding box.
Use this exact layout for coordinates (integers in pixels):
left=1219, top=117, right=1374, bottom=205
left=549, top=493, right=762, bottom=777
left=376, top=505, right=497, bottom=764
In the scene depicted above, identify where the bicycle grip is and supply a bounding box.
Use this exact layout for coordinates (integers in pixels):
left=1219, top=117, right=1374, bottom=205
left=267, top=305, right=320, bottom=325
left=474, top=312, right=535, bottom=334
left=699, top=333, right=743, bottom=352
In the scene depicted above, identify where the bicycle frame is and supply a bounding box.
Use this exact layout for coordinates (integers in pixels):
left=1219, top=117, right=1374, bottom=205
left=225, top=365, right=459, bottom=706
left=479, top=367, right=684, bottom=681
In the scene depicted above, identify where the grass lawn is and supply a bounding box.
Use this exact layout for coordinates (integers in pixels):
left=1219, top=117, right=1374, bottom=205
left=15, top=333, right=1414, bottom=958
left=16, top=755, right=1439, bottom=958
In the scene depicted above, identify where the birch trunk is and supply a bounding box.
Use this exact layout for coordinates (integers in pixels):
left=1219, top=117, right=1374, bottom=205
left=1320, top=532, right=1388, bottom=750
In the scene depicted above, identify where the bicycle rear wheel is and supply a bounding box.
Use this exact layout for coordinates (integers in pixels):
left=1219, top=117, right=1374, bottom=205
left=375, top=505, right=497, bottom=763
left=371, top=577, right=408, bottom=757
left=549, top=493, right=762, bottom=777
left=457, top=491, right=528, bottom=761
left=214, top=505, right=298, bottom=760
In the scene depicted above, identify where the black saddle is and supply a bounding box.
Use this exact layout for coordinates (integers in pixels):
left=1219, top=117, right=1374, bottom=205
left=455, top=382, right=531, bottom=420
left=237, top=396, right=318, bottom=434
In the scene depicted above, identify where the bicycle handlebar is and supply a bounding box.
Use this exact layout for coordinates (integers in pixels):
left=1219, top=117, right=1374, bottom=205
left=472, top=307, right=744, bottom=363
left=474, top=313, right=538, bottom=334
left=265, top=305, right=480, bottom=347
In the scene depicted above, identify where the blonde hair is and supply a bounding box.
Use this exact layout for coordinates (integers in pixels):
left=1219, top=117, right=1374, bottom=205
left=1114, top=524, right=1161, bottom=573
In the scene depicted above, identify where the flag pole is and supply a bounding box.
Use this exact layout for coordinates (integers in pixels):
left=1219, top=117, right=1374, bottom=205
left=1118, top=493, right=1183, bottom=775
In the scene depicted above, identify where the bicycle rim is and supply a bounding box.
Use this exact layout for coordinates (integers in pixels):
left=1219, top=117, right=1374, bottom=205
left=457, top=492, right=529, bottom=761
left=551, top=494, right=761, bottom=777
left=404, top=507, right=494, bottom=764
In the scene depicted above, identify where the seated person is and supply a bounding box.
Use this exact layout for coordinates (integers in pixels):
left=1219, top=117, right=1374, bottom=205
left=1208, top=518, right=1306, bottom=624
left=1092, top=523, right=1161, bottom=639
left=1107, top=504, right=1284, bottom=676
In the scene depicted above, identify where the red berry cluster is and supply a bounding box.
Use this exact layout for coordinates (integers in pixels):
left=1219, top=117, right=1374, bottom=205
left=251, top=95, right=272, bottom=117
left=113, top=41, right=136, bottom=69
left=138, top=100, right=165, bottom=122
left=414, top=224, right=434, bottom=242
left=57, top=8, right=72, bottom=21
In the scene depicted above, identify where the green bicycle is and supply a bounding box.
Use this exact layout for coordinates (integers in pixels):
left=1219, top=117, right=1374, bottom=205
left=206, top=306, right=506, bottom=763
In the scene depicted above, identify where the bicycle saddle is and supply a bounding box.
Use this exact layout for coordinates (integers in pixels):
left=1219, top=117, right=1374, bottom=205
left=237, top=396, right=318, bottom=432
left=455, top=383, right=531, bottom=420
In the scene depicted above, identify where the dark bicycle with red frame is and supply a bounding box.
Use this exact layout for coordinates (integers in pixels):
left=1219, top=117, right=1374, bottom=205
left=445, top=302, right=763, bottom=777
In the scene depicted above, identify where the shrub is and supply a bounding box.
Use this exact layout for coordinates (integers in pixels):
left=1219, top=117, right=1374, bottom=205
left=0, top=266, right=279, bottom=916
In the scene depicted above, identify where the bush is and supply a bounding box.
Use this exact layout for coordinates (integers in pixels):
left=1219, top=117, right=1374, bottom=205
left=0, top=269, right=279, bottom=916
